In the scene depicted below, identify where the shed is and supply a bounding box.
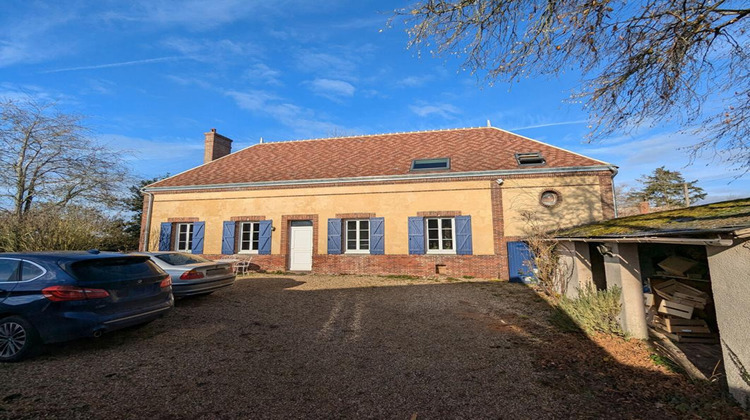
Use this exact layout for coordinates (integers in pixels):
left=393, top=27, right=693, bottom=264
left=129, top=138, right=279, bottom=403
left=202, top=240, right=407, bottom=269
left=554, top=198, right=750, bottom=409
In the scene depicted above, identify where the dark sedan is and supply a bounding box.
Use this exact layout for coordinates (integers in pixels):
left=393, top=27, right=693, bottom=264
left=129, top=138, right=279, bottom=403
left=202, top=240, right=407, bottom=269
left=0, top=251, right=174, bottom=362
left=135, top=252, right=235, bottom=297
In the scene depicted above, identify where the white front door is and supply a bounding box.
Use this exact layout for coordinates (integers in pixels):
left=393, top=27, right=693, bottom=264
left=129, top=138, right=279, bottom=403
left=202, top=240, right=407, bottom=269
left=289, top=221, right=313, bottom=271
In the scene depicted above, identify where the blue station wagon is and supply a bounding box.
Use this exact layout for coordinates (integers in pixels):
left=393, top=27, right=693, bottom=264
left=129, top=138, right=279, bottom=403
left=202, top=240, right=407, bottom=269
left=0, top=251, right=174, bottom=361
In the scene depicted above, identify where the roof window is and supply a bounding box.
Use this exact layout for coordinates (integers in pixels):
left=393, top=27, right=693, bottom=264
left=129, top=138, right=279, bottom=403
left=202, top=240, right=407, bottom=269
left=411, top=158, right=450, bottom=171
left=515, top=152, right=546, bottom=166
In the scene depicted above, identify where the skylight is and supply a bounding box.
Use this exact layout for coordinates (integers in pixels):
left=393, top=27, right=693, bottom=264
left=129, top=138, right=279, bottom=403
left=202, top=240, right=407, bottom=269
left=515, top=152, right=546, bottom=166
left=411, top=158, right=451, bottom=171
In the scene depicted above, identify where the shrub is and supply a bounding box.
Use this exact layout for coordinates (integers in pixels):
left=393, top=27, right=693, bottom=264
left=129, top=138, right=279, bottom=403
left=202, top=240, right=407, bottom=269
left=553, top=285, right=623, bottom=336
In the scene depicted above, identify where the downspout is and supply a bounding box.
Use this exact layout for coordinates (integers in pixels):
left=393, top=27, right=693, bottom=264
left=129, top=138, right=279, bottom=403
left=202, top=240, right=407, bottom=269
left=141, top=190, right=154, bottom=251
left=609, top=166, right=619, bottom=218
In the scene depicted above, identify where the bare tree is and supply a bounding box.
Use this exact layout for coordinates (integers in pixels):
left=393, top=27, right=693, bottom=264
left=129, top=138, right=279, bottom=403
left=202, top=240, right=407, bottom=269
left=0, top=97, right=129, bottom=218
left=397, top=1, right=750, bottom=172
left=520, top=210, right=572, bottom=298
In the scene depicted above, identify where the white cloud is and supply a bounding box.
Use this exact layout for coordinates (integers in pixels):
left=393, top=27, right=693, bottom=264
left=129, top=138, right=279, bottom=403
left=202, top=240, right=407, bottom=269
left=0, top=5, right=77, bottom=67
left=97, top=134, right=205, bottom=178
left=307, top=79, right=355, bottom=100
left=110, top=0, right=256, bottom=28
left=42, top=56, right=188, bottom=74
left=510, top=120, right=588, bottom=131
left=396, top=75, right=434, bottom=88
left=161, top=37, right=258, bottom=60
left=225, top=89, right=349, bottom=138
left=165, top=75, right=214, bottom=90
left=579, top=131, right=750, bottom=202
left=409, top=103, right=461, bottom=119
left=295, top=50, right=358, bottom=81
left=245, top=63, right=281, bottom=86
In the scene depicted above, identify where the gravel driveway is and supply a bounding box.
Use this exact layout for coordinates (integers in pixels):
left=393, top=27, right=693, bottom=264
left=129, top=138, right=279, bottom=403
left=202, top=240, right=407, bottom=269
left=0, top=275, right=742, bottom=419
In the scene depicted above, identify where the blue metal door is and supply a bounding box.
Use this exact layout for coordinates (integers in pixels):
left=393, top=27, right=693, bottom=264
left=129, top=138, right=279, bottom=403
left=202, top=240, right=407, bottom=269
left=507, top=241, right=536, bottom=283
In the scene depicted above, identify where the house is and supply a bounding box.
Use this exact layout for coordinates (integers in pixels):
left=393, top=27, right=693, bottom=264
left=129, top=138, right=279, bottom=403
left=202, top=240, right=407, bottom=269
left=554, top=198, right=750, bottom=408
left=140, top=126, right=617, bottom=279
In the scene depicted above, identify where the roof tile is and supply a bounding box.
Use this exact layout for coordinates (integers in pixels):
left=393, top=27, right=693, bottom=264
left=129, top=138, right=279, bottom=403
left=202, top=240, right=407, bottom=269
left=150, top=127, right=610, bottom=188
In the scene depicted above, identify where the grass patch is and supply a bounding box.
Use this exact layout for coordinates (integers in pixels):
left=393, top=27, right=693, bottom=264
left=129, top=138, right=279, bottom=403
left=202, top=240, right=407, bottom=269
left=552, top=286, right=623, bottom=336
left=649, top=353, right=683, bottom=374
left=379, top=274, right=421, bottom=280
left=462, top=275, right=475, bottom=279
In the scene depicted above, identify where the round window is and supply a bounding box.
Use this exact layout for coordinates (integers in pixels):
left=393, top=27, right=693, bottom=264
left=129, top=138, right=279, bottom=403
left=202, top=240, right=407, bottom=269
left=540, top=190, right=560, bottom=207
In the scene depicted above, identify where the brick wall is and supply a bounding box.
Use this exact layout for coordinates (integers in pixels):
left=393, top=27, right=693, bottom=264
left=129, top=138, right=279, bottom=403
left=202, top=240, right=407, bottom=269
left=204, top=253, right=507, bottom=279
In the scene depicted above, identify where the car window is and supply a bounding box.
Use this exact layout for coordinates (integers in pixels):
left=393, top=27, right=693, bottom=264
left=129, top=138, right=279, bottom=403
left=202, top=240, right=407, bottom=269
left=0, top=259, right=21, bottom=282
left=71, top=258, right=163, bottom=282
left=154, top=253, right=211, bottom=266
left=21, top=261, right=46, bottom=281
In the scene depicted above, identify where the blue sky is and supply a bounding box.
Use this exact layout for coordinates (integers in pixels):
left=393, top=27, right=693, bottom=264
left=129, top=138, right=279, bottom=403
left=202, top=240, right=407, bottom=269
left=1, top=0, right=747, bottom=203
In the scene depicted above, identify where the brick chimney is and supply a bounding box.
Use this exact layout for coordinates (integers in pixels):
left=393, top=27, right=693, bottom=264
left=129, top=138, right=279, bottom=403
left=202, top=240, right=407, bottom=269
left=639, top=201, right=650, bottom=214
left=204, top=128, right=233, bottom=163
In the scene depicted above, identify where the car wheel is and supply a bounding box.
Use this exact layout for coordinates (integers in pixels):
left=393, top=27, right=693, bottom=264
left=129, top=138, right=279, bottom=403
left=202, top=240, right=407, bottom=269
left=0, top=316, right=38, bottom=362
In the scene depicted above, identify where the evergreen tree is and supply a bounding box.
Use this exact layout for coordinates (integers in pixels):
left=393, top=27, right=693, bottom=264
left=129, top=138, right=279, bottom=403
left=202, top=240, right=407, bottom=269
left=628, top=167, right=706, bottom=208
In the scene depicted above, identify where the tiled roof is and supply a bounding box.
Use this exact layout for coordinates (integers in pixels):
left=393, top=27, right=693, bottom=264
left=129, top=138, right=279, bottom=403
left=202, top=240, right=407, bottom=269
left=556, top=198, right=750, bottom=238
left=149, top=127, right=611, bottom=188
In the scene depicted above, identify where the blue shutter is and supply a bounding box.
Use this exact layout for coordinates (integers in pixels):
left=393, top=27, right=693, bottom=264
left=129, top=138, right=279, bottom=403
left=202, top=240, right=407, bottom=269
left=221, top=221, right=236, bottom=255
left=327, top=218, right=342, bottom=254
left=158, top=222, right=172, bottom=251
left=455, top=215, right=473, bottom=255
left=258, top=220, right=272, bottom=255
left=370, top=217, right=384, bottom=255
left=191, top=222, right=205, bottom=254
left=408, top=217, right=425, bottom=255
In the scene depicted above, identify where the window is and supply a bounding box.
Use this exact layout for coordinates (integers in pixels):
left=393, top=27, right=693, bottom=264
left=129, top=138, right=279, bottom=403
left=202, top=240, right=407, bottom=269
left=345, top=219, right=370, bottom=253
left=21, top=261, right=45, bottom=281
left=239, top=222, right=260, bottom=253
left=411, top=158, right=450, bottom=171
left=0, top=258, right=21, bottom=282
left=175, top=223, right=194, bottom=252
left=515, top=152, right=545, bottom=166
left=155, top=254, right=211, bottom=265
left=426, top=217, right=455, bottom=253
left=540, top=190, right=561, bottom=207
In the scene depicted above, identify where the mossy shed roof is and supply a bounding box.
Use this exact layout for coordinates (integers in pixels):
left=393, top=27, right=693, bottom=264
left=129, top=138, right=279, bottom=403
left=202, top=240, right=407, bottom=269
left=556, top=198, right=750, bottom=238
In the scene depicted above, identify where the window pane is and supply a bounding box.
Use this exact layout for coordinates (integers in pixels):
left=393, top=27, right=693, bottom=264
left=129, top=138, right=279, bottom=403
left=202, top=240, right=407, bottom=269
left=361, top=220, right=369, bottom=229
left=347, top=240, right=357, bottom=250
left=155, top=254, right=210, bottom=265
left=252, top=230, right=259, bottom=241
left=242, top=232, right=250, bottom=240
left=443, top=240, right=453, bottom=250
left=360, top=240, right=369, bottom=249
left=442, top=229, right=452, bottom=240
left=252, top=239, right=259, bottom=250
left=428, top=229, right=438, bottom=239
left=428, top=240, right=440, bottom=249
left=22, top=262, right=45, bottom=281
left=0, top=259, right=21, bottom=281
left=360, top=230, right=369, bottom=240
left=441, top=219, right=451, bottom=228
left=427, top=219, right=438, bottom=228
left=347, top=220, right=356, bottom=230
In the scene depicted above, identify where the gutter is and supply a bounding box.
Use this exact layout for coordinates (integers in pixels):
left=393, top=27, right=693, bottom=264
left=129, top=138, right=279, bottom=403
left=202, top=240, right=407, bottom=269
left=142, top=165, right=617, bottom=193
left=141, top=190, right=154, bottom=252
left=610, top=167, right=619, bottom=218
left=555, top=236, right=734, bottom=247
